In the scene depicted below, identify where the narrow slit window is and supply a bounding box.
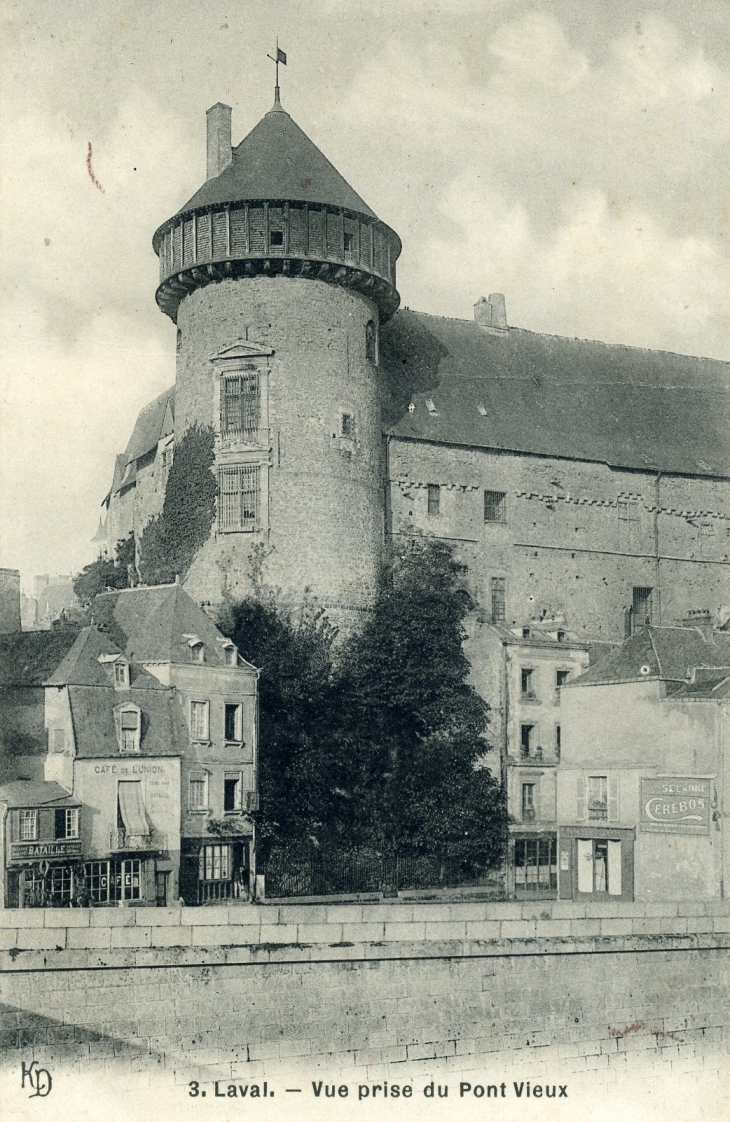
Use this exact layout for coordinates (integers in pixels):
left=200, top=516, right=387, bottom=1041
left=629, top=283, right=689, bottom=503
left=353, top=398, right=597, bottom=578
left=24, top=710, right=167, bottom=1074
left=427, top=484, right=440, bottom=517
left=491, top=577, right=506, bottom=623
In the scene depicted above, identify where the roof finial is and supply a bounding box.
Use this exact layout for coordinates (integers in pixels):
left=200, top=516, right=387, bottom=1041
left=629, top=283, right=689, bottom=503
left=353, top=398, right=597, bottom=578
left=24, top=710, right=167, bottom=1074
left=267, top=38, right=287, bottom=109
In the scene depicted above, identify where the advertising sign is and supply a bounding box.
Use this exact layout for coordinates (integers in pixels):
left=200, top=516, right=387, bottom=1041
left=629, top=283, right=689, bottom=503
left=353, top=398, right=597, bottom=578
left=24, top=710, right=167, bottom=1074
left=10, top=840, right=84, bottom=862
left=639, top=778, right=712, bottom=834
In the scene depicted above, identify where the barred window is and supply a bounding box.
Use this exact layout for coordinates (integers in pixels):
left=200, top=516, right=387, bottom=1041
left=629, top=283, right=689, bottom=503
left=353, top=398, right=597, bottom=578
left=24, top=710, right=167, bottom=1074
left=218, top=465, right=259, bottom=532
left=20, top=809, right=38, bottom=840
left=484, top=490, right=507, bottom=522
left=199, top=844, right=231, bottom=882
left=221, top=373, right=260, bottom=439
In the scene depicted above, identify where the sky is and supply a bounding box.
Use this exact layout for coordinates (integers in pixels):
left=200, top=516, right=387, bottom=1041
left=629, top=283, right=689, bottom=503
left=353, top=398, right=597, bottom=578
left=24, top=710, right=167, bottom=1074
left=1, top=0, right=729, bottom=591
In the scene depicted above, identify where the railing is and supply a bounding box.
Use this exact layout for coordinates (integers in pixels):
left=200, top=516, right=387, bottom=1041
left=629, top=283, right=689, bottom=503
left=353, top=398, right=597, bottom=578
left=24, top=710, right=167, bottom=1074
left=197, top=880, right=250, bottom=905
left=262, top=852, right=504, bottom=899
left=109, top=829, right=167, bottom=851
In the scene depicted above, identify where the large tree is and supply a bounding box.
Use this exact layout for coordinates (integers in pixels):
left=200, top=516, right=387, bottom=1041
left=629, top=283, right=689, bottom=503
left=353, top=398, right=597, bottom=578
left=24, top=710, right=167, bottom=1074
left=219, top=538, right=506, bottom=870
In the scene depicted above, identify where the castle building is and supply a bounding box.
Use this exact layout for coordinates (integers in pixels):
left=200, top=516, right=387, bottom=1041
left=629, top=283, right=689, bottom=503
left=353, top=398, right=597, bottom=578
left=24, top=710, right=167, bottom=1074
left=99, top=91, right=730, bottom=647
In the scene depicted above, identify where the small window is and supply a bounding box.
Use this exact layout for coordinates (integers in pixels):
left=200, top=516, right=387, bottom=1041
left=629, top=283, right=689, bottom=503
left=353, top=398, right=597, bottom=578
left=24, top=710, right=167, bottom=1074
left=555, top=725, right=561, bottom=759
left=556, top=669, right=569, bottom=690
left=270, top=229, right=284, bottom=247
left=521, top=783, right=536, bottom=821
left=588, top=775, right=608, bottom=821
left=521, top=668, right=536, bottom=699
left=484, top=490, right=507, bottom=523
left=631, top=586, right=653, bottom=632
left=522, top=627, right=531, bottom=639
left=225, top=703, right=243, bottom=742
left=343, top=232, right=353, bottom=252
left=118, top=707, right=141, bottom=754
left=199, top=844, right=231, bottom=882
left=520, top=724, right=534, bottom=758
left=224, top=776, right=242, bottom=812
left=114, top=660, right=129, bottom=689
left=189, top=776, right=208, bottom=810
left=55, top=807, right=79, bottom=839
left=427, top=484, right=440, bottom=517
left=341, top=412, right=356, bottom=438
left=190, top=701, right=210, bottom=741
left=365, top=320, right=377, bottom=365
left=491, top=577, right=506, bottom=623
left=19, top=809, right=38, bottom=841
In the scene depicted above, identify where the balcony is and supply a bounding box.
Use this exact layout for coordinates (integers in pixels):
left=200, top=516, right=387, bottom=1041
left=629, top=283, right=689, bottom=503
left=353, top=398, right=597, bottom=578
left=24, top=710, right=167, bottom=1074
left=110, top=829, right=167, bottom=852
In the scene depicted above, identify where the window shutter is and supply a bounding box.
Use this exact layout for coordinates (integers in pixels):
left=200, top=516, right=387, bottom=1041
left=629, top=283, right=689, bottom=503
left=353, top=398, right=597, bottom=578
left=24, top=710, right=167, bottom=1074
left=576, top=776, right=586, bottom=821
left=607, top=840, right=622, bottom=896
left=608, top=776, right=619, bottom=822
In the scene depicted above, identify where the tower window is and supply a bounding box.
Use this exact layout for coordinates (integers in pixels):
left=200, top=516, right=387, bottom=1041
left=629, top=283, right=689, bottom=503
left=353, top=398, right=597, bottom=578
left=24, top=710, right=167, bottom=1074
left=365, top=320, right=377, bottom=365
left=427, top=484, right=440, bottom=517
left=221, top=373, right=260, bottom=439
left=218, top=465, right=260, bottom=532
left=491, top=577, right=506, bottom=623
left=631, top=586, right=653, bottom=632
left=343, top=232, right=354, bottom=252
left=270, top=229, right=284, bottom=247
left=341, top=412, right=356, bottom=438
left=176, top=329, right=182, bottom=354
left=484, top=490, right=507, bottom=523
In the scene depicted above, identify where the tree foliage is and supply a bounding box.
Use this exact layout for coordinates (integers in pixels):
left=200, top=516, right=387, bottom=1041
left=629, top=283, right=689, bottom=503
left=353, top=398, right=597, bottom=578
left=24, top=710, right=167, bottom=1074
left=138, top=424, right=216, bottom=585
left=220, top=539, right=507, bottom=870
left=73, top=533, right=135, bottom=607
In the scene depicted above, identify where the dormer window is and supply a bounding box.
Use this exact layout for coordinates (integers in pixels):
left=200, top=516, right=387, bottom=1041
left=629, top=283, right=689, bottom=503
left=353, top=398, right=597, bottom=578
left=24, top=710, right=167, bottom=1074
left=188, top=639, right=205, bottom=663
left=114, top=660, right=130, bottom=689
left=115, top=705, right=141, bottom=754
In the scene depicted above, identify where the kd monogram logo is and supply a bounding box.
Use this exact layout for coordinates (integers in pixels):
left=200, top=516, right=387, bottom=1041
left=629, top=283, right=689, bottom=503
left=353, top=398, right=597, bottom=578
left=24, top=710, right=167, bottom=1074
left=21, top=1059, right=53, bottom=1098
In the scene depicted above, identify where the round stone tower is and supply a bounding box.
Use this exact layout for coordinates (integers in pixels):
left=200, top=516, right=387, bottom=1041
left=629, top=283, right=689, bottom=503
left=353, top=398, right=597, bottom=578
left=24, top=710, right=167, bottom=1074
left=152, top=94, right=401, bottom=629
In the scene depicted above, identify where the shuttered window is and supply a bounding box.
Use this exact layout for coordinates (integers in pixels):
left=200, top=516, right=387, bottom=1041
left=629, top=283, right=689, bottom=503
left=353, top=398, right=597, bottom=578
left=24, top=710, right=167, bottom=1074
left=218, top=465, right=259, bottom=532
left=222, top=372, right=260, bottom=439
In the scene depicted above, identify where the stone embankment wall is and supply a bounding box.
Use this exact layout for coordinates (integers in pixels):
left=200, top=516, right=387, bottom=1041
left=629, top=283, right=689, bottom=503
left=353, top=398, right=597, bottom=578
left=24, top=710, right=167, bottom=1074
left=1, top=899, right=728, bottom=1091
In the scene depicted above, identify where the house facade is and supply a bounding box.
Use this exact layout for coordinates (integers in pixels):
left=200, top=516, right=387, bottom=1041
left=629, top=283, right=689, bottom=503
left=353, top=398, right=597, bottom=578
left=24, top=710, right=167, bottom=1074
left=557, top=622, right=730, bottom=902
left=91, top=584, right=260, bottom=903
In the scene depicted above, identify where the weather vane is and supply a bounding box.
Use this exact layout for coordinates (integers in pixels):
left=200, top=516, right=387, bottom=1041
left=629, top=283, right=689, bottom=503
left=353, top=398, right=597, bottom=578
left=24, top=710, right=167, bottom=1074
left=267, top=38, right=287, bottom=105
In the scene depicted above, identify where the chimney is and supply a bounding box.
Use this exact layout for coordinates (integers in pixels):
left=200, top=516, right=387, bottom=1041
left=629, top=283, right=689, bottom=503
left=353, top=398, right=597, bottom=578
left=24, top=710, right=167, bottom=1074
left=474, top=293, right=508, bottom=335
left=206, top=103, right=233, bottom=181
left=0, top=568, right=22, bottom=634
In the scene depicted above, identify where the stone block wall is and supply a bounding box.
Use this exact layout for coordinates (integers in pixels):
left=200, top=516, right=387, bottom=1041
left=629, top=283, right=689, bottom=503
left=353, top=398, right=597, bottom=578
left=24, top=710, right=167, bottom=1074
left=1, top=899, right=727, bottom=1097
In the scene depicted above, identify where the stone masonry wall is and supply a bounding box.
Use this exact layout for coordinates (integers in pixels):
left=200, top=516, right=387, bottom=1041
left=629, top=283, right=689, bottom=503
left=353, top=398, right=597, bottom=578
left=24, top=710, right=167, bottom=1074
left=1, top=899, right=728, bottom=1100
left=389, top=439, right=730, bottom=641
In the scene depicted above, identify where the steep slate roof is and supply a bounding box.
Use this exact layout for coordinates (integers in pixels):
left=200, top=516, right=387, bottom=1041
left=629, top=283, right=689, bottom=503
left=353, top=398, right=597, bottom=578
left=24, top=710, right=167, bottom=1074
left=670, top=671, right=730, bottom=699
left=0, top=780, right=77, bottom=808
left=91, top=584, right=237, bottom=666
left=123, top=385, right=175, bottom=465
left=45, top=627, right=166, bottom=690
left=568, top=626, right=730, bottom=687
left=383, top=311, right=730, bottom=478
left=0, top=631, right=80, bottom=687
left=162, top=101, right=377, bottom=236
left=67, top=684, right=184, bottom=758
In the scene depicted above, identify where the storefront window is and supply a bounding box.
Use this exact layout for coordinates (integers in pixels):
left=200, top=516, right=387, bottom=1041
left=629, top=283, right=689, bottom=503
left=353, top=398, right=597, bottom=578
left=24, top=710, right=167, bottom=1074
left=514, top=836, right=557, bottom=895
left=85, top=859, right=142, bottom=903
left=577, top=838, right=622, bottom=895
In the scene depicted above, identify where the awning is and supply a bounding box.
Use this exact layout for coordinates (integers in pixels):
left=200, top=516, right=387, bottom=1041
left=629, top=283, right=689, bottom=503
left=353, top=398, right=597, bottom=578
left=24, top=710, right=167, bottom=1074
left=118, top=782, right=149, bottom=835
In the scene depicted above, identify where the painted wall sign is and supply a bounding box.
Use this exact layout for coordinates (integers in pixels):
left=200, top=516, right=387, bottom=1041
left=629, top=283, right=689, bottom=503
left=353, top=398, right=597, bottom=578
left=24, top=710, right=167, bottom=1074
left=639, top=778, right=711, bottom=834
left=10, top=840, right=83, bottom=862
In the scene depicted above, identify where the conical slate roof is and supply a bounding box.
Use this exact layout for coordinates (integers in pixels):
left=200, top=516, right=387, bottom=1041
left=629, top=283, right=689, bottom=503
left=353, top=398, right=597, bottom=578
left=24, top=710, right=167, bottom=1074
left=174, top=101, right=376, bottom=221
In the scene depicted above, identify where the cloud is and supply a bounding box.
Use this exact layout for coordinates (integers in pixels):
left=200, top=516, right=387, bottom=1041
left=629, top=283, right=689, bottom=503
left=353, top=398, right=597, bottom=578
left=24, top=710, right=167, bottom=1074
left=488, top=11, right=589, bottom=90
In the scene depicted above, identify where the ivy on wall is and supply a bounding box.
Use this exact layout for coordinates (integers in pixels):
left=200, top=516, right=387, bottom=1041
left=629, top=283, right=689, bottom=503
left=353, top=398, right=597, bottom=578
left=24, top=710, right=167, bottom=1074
left=138, top=425, right=216, bottom=585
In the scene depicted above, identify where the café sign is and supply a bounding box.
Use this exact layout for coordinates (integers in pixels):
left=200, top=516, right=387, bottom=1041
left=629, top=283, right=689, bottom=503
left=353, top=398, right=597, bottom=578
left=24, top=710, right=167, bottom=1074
left=10, top=840, right=83, bottom=862
left=640, top=778, right=711, bottom=835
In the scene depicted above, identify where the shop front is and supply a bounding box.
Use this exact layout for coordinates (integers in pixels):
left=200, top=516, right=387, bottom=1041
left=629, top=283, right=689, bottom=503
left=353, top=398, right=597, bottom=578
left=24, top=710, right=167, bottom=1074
left=4, top=803, right=84, bottom=907
left=180, top=824, right=254, bottom=904
left=558, top=826, right=635, bottom=901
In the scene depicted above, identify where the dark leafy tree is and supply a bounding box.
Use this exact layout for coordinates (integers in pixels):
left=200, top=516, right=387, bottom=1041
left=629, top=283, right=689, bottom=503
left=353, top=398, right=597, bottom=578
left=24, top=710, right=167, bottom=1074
left=218, top=592, right=340, bottom=862
left=334, top=538, right=506, bottom=867
left=73, top=533, right=135, bottom=607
